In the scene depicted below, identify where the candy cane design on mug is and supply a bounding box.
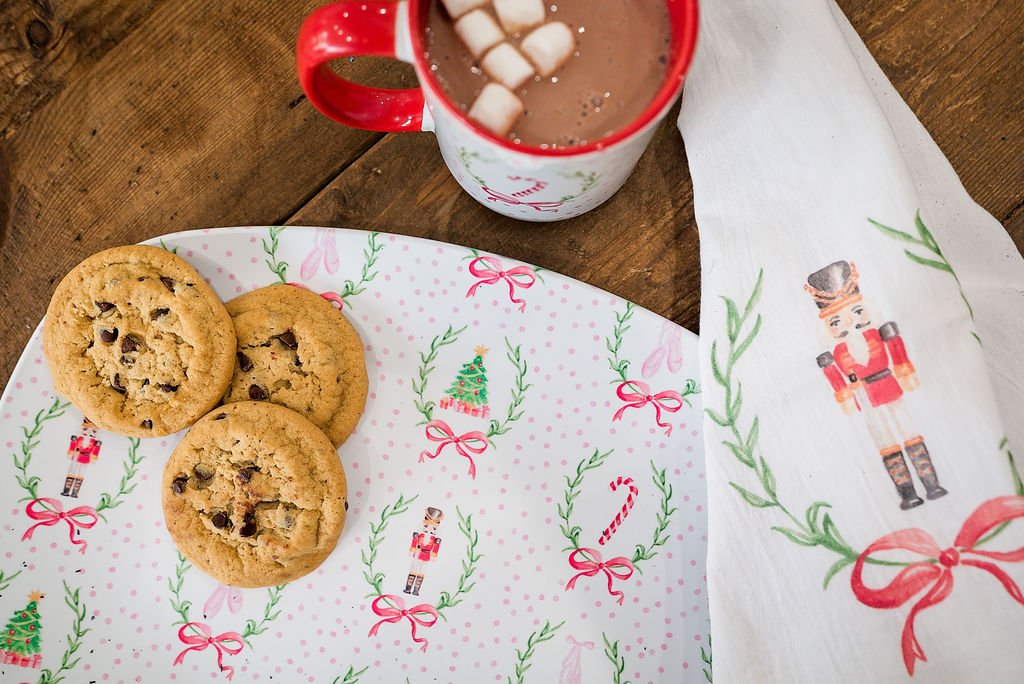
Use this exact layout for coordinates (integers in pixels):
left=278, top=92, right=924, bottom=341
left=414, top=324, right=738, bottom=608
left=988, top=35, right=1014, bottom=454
left=14, top=399, right=145, bottom=554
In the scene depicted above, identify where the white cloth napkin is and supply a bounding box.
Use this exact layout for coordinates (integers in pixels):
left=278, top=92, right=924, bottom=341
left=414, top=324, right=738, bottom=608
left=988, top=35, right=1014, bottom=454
left=677, top=0, right=1024, bottom=681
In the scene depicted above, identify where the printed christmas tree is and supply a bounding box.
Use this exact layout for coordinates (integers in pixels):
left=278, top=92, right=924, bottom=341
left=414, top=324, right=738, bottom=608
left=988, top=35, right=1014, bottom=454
left=2, top=591, right=43, bottom=666
left=441, top=346, right=490, bottom=418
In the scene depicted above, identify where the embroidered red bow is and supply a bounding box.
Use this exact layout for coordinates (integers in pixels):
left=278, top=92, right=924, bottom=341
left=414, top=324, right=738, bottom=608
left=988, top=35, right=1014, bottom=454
left=418, top=420, right=488, bottom=479
left=368, top=594, right=440, bottom=652
left=482, top=187, right=564, bottom=212
left=612, top=381, right=684, bottom=436
left=851, top=495, right=1024, bottom=675
left=21, top=498, right=98, bottom=553
left=564, top=547, right=635, bottom=606
left=465, top=256, right=536, bottom=313
left=173, top=622, right=244, bottom=680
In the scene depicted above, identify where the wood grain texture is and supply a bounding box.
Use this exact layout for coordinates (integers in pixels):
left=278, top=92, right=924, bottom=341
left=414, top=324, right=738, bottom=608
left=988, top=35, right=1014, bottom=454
left=0, top=0, right=1021, bottom=390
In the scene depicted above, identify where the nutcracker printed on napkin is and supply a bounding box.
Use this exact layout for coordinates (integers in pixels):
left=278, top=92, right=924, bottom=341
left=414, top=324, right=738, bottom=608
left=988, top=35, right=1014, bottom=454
left=404, top=507, right=444, bottom=596
left=806, top=261, right=948, bottom=510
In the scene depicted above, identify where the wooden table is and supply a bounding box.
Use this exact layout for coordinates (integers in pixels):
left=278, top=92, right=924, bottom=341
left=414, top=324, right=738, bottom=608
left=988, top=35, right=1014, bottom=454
left=1, top=1, right=1021, bottom=389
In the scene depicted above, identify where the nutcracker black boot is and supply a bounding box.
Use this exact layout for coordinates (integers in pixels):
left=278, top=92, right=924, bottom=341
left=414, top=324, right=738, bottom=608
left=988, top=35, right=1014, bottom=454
left=70, top=476, right=84, bottom=498
left=412, top=574, right=425, bottom=596
left=62, top=475, right=75, bottom=497
left=882, top=450, right=924, bottom=510
left=906, top=439, right=948, bottom=500
left=403, top=573, right=417, bottom=595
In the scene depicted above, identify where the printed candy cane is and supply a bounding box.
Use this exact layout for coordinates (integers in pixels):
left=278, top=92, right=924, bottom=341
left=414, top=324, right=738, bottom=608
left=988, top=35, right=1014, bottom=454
left=598, top=477, right=638, bottom=546
left=506, top=176, right=548, bottom=197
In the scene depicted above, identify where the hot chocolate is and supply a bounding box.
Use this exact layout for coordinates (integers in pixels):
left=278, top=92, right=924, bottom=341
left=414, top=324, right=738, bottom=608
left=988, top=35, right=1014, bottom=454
left=425, top=0, right=673, bottom=149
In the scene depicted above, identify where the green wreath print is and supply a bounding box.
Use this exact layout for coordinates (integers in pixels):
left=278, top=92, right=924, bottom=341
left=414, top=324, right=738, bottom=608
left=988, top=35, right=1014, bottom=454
left=14, top=399, right=146, bottom=554
left=558, top=450, right=677, bottom=606
left=360, top=494, right=481, bottom=652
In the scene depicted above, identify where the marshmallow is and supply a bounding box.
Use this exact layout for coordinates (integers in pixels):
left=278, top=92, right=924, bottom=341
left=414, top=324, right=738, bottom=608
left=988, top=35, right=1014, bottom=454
left=454, top=9, right=505, bottom=58
left=439, top=0, right=489, bottom=19
left=520, top=21, right=576, bottom=77
left=493, top=0, right=546, bottom=34
left=481, top=43, right=535, bottom=90
left=468, top=83, right=524, bottom=137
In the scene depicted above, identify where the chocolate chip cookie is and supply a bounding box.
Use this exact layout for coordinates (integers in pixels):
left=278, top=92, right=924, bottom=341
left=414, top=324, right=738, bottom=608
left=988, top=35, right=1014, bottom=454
left=162, top=401, right=348, bottom=587
left=43, top=245, right=236, bottom=437
left=223, top=284, right=368, bottom=447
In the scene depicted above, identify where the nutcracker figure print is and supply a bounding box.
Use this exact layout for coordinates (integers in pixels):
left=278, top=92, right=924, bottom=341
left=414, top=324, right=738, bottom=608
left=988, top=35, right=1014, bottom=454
left=804, top=261, right=948, bottom=510
left=404, top=507, right=443, bottom=596
left=63, top=417, right=102, bottom=498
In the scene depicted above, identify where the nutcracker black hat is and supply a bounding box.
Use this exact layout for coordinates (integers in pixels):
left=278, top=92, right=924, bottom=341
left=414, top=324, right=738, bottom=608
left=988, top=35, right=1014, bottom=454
left=423, top=507, right=444, bottom=525
left=804, top=260, right=861, bottom=318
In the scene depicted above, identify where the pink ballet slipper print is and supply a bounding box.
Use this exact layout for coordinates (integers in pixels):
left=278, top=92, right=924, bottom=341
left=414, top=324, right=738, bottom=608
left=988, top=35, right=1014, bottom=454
left=642, top=322, right=684, bottom=379
left=203, top=583, right=243, bottom=619
left=300, top=228, right=340, bottom=279
left=559, top=635, right=595, bottom=684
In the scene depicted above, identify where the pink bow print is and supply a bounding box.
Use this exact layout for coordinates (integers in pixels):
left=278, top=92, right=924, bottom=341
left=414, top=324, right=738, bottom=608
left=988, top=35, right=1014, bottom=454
left=418, top=420, right=488, bottom=479
left=173, top=622, right=244, bottom=680
left=612, top=380, right=684, bottom=436
left=21, top=497, right=98, bottom=553
left=368, top=594, right=439, bottom=652
left=851, top=495, right=1024, bottom=675
left=300, top=228, right=339, bottom=279
left=559, top=635, right=596, bottom=684
left=565, top=547, right=635, bottom=606
left=466, top=256, right=536, bottom=313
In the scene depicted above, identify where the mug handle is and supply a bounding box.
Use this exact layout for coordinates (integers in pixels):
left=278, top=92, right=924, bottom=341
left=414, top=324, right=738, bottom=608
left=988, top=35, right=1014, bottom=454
left=296, top=1, right=425, bottom=132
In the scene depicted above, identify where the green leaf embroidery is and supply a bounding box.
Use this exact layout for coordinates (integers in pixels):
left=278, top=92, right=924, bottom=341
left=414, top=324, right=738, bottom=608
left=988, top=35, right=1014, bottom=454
left=770, top=526, right=817, bottom=547
left=506, top=621, right=563, bottom=684
left=867, top=218, right=919, bottom=244
left=822, top=557, right=855, bottom=590
left=603, top=633, right=631, bottom=684
left=902, top=249, right=953, bottom=273
left=728, top=483, right=775, bottom=508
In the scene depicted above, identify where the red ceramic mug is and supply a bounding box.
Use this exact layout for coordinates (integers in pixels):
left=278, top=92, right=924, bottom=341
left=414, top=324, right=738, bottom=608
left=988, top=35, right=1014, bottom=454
left=296, top=0, right=698, bottom=221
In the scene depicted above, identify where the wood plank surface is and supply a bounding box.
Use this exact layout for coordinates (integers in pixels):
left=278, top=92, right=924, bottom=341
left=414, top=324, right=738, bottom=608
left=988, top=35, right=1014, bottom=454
left=1, top=0, right=1022, bottom=390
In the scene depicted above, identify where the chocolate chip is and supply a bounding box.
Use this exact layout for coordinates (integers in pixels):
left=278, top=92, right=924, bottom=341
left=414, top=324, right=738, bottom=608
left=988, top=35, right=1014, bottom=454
left=121, top=335, right=140, bottom=353
left=171, top=477, right=188, bottom=494
left=142, top=379, right=150, bottom=386
left=141, top=419, right=153, bottom=429
left=194, top=465, right=214, bottom=481
left=151, top=308, right=170, bottom=320
left=344, top=500, right=349, bottom=511
left=237, top=467, right=255, bottom=483
left=119, top=355, right=133, bottom=366
left=159, top=384, right=179, bottom=393
left=100, top=328, right=118, bottom=343
left=277, top=331, right=298, bottom=349
left=239, top=514, right=257, bottom=537
left=237, top=352, right=253, bottom=372
left=248, top=384, right=268, bottom=401
left=214, top=412, right=227, bottom=420
left=137, top=277, right=146, bottom=282
left=111, top=374, right=127, bottom=394
left=96, top=301, right=115, bottom=312
left=211, top=512, right=230, bottom=529
left=160, top=276, right=176, bottom=292
left=294, top=356, right=302, bottom=367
